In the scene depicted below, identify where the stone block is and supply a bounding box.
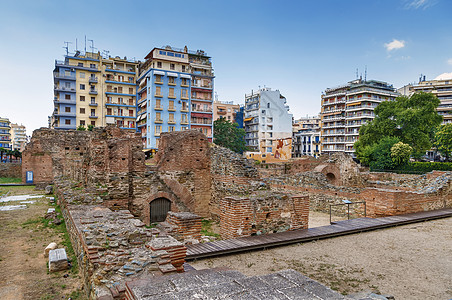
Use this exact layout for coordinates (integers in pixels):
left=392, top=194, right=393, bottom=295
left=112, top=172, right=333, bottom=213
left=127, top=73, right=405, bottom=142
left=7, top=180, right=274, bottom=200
left=48, top=248, right=69, bottom=272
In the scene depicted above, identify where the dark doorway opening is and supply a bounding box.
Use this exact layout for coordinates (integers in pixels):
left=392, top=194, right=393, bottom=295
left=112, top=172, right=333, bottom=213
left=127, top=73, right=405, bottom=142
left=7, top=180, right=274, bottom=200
left=150, top=198, right=171, bottom=223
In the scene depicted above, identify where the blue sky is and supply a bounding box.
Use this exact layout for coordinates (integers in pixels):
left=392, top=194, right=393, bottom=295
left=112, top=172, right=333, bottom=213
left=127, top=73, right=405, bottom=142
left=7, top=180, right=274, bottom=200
left=1, top=0, right=451, bottom=134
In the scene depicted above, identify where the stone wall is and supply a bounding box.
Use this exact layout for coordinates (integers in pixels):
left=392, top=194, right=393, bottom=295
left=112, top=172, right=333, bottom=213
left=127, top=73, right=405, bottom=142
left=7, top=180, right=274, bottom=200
left=0, top=162, right=21, bottom=178
left=220, top=193, right=309, bottom=239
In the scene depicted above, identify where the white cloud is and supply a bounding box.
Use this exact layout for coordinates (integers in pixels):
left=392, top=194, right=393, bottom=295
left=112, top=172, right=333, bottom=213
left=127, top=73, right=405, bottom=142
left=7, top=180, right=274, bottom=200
left=434, top=72, right=452, bottom=80
left=405, top=0, right=436, bottom=10
left=447, top=58, right=452, bottom=66
left=384, top=39, right=405, bottom=51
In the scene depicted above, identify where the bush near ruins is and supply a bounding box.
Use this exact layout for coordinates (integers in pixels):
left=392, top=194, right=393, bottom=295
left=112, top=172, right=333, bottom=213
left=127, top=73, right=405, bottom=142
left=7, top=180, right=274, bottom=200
left=434, top=123, right=452, bottom=161
left=213, top=118, right=247, bottom=153
left=355, top=92, right=442, bottom=165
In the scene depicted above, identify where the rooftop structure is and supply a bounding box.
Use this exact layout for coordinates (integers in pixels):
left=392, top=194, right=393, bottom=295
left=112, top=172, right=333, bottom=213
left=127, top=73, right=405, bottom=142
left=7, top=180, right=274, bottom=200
left=10, top=123, right=27, bottom=152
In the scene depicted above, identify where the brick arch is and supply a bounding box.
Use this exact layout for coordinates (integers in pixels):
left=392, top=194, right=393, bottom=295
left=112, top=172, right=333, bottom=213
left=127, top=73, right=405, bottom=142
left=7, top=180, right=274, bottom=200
left=145, top=191, right=178, bottom=225
left=313, top=164, right=341, bottom=185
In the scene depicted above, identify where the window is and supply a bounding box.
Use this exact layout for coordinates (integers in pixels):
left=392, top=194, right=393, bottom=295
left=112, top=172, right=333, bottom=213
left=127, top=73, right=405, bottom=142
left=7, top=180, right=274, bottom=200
left=65, top=94, right=71, bottom=100
left=129, top=87, right=133, bottom=94
left=65, top=119, right=71, bottom=125
left=80, top=120, right=85, bottom=126
left=170, top=63, right=175, bottom=70
left=90, top=63, right=96, bottom=68
left=107, top=96, right=112, bottom=103
left=156, top=112, right=161, bottom=121
left=267, top=103, right=270, bottom=108
left=182, top=65, right=186, bottom=72
left=128, top=77, right=134, bottom=82
left=91, top=97, right=95, bottom=103
left=65, top=82, right=71, bottom=88
left=169, top=100, right=175, bottom=110
left=155, top=125, right=161, bottom=134
left=118, top=97, right=124, bottom=104
left=91, top=121, right=96, bottom=126
left=157, top=62, right=162, bottom=68
left=118, top=86, right=123, bottom=93
left=80, top=108, right=85, bottom=114
left=155, top=86, right=162, bottom=96
left=107, top=108, right=112, bottom=115
left=129, top=98, right=133, bottom=105
left=78, top=62, right=83, bottom=67
left=79, top=72, right=85, bottom=78
left=181, top=78, right=188, bottom=86
left=169, top=88, right=175, bottom=98
left=118, top=108, right=123, bottom=116
left=169, top=113, right=174, bottom=122
left=155, top=75, right=162, bottom=83
left=91, top=109, right=96, bottom=116
left=129, top=110, right=133, bottom=117
left=169, top=77, right=175, bottom=85
left=65, top=107, right=71, bottom=112
left=181, top=89, right=188, bottom=98
left=169, top=126, right=175, bottom=132
left=80, top=84, right=85, bottom=90
left=156, top=99, right=161, bottom=108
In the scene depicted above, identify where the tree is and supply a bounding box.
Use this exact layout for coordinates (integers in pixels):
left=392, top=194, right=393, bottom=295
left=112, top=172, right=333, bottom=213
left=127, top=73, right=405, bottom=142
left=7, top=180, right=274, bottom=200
left=0, top=147, right=5, bottom=162
left=77, top=125, right=86, bottom=131
left=12, top=149, right=21, bottom=162
left=357, top=136, right=400, bottom=170
left=391, top=142, right=412, bottom=166
left=434, top=123, right=452, bottom=161
left=355, top=92, right=442, bottom=159
left=213, top=118, right=246, bottom=153
left=87, top=125, right=94, bottom=131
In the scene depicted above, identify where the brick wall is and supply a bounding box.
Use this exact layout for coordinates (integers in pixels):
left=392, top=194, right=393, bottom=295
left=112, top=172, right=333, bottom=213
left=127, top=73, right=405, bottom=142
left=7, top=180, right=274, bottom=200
left=219, top=194, right=310, bottom=239
left=166, top=211, right=202, bottom=242
left=0, top=162, right=21, bottom=178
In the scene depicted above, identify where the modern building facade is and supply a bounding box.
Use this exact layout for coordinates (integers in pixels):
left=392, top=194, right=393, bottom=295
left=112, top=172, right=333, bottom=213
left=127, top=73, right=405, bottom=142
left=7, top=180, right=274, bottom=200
left=0, top=117, right=11, bottom=150
left=213, top=100, right=240, bottom=123
left=10, top=123, right=27, bottom=152
left=292, top=116, right=321, bottom=158
left=321, top=79, right=399, bottom=155
left=137, top=46, right=214, bottom=150
left=244, top=87, right=293, bottom=161
left=411, top=77, right=452, bottom=124
left=51, top=51, right=138, bottom=130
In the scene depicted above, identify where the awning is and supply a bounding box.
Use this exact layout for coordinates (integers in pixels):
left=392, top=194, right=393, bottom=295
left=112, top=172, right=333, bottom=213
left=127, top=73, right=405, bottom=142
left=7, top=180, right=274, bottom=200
left=137, top=114, right=147, bottom=122
left=244, top=117, right=253, bottom=122
left=180, top=74, right=191, bottom=79
left=167, top=72, right=178, bottom=77
left=347, top=102, right=361, bottom=106
left=323, top=111, right=341, bottom=116
left=191, top=112, right=212, bottom=118
left=153, top=70, right=165, bottom=76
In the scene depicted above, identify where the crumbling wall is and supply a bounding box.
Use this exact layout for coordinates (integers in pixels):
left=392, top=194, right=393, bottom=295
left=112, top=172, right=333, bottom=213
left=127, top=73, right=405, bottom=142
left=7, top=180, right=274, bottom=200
left=0, top=162, right=21, bottom=178
left=220, top=193, right=309, bottom=239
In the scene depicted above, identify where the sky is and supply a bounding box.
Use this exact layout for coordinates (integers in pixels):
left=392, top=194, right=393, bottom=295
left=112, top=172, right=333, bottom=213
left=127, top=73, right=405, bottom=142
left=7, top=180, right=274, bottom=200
left=1, top=0, right=452, bottom=135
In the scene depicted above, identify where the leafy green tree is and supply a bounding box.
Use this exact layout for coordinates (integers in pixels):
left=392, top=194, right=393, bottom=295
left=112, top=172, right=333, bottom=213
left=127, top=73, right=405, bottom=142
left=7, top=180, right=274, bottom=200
left=12, top=149, right=21, bottom=161
left=364, top=136, right=400, bottom=170
left=391, top=142, right=412, bottom=166
left=213, top=118, right=246, bottom=153
left=77, top=125, right=86, bottom=131
left=355, top=92, right=442, bottom=159
left=0, top=147, right=5, bottom=162
left=434, top=123, right=452, bottom=161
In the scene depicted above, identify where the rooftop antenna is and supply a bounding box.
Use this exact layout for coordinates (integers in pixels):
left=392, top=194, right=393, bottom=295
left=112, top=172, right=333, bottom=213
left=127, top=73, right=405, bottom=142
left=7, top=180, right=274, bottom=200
left=102, top=50, right=110, bottom=58
left=75, top=38, right=78, bottom=51
left=63, top=41, right=72, bottom=56
left=356, top=68, right=359, bottom=79
left=88, top=39, right=96, bottom=53
left=84, top=35, right=86, bottom=54
left=364, top=65, right=367, bottom=81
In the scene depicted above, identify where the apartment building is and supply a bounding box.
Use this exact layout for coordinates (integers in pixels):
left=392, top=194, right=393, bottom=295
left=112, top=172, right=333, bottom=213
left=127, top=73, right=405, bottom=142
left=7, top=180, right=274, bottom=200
left=321, top=79, right=399, bottom=155
left=292, top=116, right=321, bottom=158
left=0, top=117, right=11, bottom=150
left=51, top=51, right=138, bottom=130
left=10, top=123, right=27, bottom=152
left=213, top=100, right=240, bottom=123
left=410, top=77, right=452, bottom=124
left=137, top=46, right=214, bottom=150
left=244, top=87, right=293, bottom=161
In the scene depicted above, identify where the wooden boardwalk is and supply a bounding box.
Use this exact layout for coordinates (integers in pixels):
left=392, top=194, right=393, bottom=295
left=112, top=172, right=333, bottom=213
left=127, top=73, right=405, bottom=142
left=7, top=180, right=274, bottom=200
left=186, top=208, right=452, bottom=260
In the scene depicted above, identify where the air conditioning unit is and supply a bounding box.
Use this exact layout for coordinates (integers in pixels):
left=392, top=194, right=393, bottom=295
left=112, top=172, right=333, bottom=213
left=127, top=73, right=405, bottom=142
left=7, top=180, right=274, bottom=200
left=71, top=68, right=75, bottom=72
left=178, top=101, right=181, bottom=104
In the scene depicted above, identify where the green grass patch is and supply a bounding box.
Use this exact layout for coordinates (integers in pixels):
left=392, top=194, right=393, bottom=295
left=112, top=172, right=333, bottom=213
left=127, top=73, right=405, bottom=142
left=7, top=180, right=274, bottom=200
left=201, top=219, right=220, bottom=238
left=0, top=177, right=22, bottom=184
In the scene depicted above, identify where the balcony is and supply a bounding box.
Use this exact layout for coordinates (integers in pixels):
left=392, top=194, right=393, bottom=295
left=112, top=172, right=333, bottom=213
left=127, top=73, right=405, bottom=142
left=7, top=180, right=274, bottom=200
left=105, top=68, right=135, bottom=75
left=155, top=105, right=163, bottom=111
left=168, top=107, right=176, bottom=111
left=89, top=89, right=98, bottom=95
left=89, top=77, right=98, bottom=84
left=181, top=120, right=189, bottom=125
left=54, top=73, right=76, bottom=81
left=54, top=112, right=76, bottom=117
left=89, top=102, right=98, bottom=107
left=155, top=119, right=163, bottom=124
left=191, top=83, right=213, bottom=89
left=168, top=94, right=176, bottom=99
left=181, top=107, right=189, bottom=112
left=155, top=93, right=163, bottom=98
left=55, top=60, right=99, bottom=72
left=191, top=97, right=212, bottom=102
left=54, top=98, right=76, bottom=105
left=168, top=120, right=176, bottom=124
left=54, top=86, right=76, bottom=93
left=181, top=95, right=189, bottom=100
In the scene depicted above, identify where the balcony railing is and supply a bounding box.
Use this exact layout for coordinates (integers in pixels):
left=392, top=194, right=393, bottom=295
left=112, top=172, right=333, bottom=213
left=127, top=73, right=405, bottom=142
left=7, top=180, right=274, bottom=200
left=89, top=77, right=98, bottom=83
left=89, top=89, right=98, bottom=95
left=54, top=73, right=76, bottom=80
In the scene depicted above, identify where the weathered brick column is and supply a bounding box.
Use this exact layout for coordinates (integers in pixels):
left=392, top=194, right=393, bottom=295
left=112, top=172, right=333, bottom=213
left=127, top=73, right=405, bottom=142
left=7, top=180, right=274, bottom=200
left=220, top=197, right=252, bottom=239
left=290, top=195, right=310, bottom=230
left=166, top=211, right=202, bottom=242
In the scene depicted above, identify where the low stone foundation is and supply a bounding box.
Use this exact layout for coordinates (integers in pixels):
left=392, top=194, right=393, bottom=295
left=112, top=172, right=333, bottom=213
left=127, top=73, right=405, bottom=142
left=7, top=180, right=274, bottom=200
left=166, top=211, right=202, bottom=243
left=220, top=193, right=309, bottom=239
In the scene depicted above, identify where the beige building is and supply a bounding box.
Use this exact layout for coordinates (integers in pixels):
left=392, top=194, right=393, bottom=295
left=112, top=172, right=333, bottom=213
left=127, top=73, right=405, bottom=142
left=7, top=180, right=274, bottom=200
left=321, top=79, right=399, bottom=155
left=410, top=77, right=452, bottom=124
left=10, top=123, right=27, bottom=152
left=213, top=100, right=240, bottom=123
left=51, top=51, right=139, bottom=130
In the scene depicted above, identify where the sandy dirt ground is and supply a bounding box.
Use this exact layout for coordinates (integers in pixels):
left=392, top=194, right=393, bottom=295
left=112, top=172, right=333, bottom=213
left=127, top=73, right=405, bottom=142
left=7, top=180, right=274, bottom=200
left=192, top=212, right=452, bottom=299
left=0, top=186, right=86, bottom=300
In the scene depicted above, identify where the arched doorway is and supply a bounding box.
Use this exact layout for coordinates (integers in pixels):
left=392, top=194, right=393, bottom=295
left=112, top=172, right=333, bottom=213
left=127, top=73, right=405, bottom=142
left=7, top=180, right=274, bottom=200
left=150, top=198, right=171, bottom=223
left=326, top=172, right=336, bottom=184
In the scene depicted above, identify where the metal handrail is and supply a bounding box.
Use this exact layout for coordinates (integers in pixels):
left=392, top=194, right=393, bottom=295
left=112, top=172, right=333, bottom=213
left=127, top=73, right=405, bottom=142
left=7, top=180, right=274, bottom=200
left=329, top=201, right=366, bottom=224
